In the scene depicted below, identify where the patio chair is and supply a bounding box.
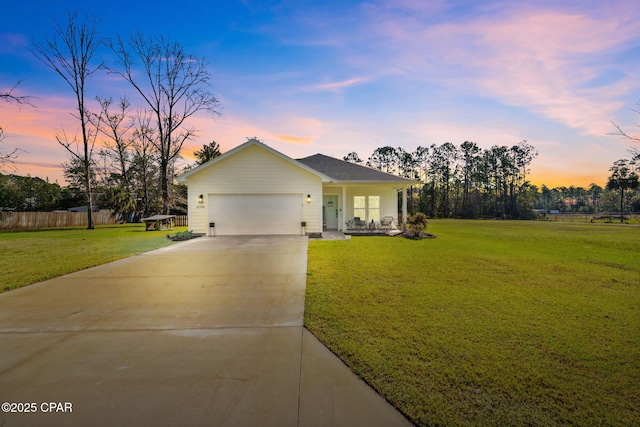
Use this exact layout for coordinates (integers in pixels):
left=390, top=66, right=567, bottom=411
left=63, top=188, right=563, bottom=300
left=354, top=217, right=367, bottom=230
left=380, top=216, right=395, bottom=230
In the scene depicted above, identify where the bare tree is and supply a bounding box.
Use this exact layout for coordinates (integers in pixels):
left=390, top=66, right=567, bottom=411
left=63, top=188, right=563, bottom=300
left=31, top=12, right=101, bottom=228
left=1, top=81, right=33, bottom=170
left=91, top=96, right=134, bottom=190
left=0, top=126, right=19, bottom=170
left=108, top=33, right=220, bottom=214
left=611, top=101, right=640, bottom=144
left=130, top=110, right=159, bottom=217
left=611, top=103, right=640, bottom=167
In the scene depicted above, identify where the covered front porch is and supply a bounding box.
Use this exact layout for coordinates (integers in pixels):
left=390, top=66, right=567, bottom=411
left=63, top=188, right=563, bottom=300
left=321, top=184, right=409, bottom=235
left=344, top=216, right=400, bottom=235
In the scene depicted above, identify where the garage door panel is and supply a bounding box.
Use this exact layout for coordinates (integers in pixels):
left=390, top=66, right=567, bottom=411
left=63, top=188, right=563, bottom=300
left=209, top=194, right=302, bottom=235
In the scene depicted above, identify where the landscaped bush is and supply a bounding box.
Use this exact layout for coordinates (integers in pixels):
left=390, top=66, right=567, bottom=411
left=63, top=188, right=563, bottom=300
left=166, top=230, right=198, bottom=241
left=403, top=212, right=433, bottom=239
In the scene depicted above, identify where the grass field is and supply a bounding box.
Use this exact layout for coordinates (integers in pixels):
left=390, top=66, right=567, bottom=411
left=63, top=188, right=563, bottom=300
left=305, top=220, right=640, bottom=426
left=0, top=224, right=187, bottom=292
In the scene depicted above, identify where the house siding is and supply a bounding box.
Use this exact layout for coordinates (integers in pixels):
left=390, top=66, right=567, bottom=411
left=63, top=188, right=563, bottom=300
left=185, top=144, right=323, bottom=235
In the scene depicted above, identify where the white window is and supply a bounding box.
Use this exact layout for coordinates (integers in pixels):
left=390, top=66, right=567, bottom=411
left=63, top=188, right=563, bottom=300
left=354, top=196, right=366, bottom=220
left=353, top=195, right=380, bottom=221
left=368, top=196, right=380, bottom=221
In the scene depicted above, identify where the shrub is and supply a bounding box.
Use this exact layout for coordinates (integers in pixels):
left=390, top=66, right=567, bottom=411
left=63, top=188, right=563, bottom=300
left=401, top=213, right=431, bottom=239
left=166, top=230, right=196, bottom=241
left=408, top=212, right=428, bottom=234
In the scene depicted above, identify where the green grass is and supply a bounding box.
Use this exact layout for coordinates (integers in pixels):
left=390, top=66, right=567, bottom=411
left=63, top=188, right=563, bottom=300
left=0, top=224, right=188, bottom=292
left=305, top=220, right=640, bottom=426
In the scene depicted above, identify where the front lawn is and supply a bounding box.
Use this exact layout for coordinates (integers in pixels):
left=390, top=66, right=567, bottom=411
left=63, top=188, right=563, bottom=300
left=0, top=224, right=188, bottom=292
left=305, top=220, right=640, bottom=426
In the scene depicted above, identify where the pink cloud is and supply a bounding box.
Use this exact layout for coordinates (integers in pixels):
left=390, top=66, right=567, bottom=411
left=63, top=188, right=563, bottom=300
left=3, top=95, right=84, bottom=141
left=307, top=77, right=368, bottom=92
left=465, top=9, right=639, bottom=135
left=274, top=135, right=314, bottom=144
left=350, top=2, right=640, bottom=136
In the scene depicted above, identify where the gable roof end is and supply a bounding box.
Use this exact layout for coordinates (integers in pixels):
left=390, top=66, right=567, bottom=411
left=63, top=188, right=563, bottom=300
left=176, top=139, right=330, bottom=182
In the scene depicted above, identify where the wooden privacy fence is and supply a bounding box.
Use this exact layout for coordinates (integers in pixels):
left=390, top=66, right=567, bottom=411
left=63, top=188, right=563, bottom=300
left=0, top=212, right=189, bottom=230
left=174, top=215, right=188, bottom=227
left=0, top=211, right=116, bottom=230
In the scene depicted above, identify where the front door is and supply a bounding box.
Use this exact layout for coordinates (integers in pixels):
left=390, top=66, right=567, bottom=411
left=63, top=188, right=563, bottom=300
left=323, top=195, right=338, bottom=229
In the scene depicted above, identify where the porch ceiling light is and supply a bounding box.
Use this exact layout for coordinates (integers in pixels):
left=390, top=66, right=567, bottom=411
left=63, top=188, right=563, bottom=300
left=307, top=194, right=311, bottom=204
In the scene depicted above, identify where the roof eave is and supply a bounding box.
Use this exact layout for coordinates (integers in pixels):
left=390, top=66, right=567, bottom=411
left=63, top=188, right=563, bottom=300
left=325, top=179, right=418, bottom=185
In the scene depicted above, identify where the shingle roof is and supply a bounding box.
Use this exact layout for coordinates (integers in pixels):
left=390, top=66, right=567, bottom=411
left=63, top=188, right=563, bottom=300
left=296, top=154, right=415, bottom=183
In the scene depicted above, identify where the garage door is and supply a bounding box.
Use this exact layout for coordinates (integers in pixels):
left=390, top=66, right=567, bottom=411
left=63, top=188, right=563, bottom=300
left=209, top=194, right=303, bottom=235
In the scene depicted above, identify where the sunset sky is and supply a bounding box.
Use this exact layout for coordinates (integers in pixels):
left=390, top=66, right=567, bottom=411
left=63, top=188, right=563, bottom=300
left=2, top=0, right=640, bottom=188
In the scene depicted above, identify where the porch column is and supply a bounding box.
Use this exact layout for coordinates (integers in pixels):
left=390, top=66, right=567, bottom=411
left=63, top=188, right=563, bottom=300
left=402, top=185, right=408, bottom=230
left=341, top=185, right=347, bottom=231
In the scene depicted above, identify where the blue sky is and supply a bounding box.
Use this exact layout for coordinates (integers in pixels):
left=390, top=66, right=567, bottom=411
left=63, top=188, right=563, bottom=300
left=2, top=0, right=640, bottom=187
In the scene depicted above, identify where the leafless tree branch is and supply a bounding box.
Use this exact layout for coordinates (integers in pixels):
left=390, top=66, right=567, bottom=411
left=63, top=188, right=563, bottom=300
left=609, top=120, right=640, bottom=143
left=0, top=81, right=35, bottom=107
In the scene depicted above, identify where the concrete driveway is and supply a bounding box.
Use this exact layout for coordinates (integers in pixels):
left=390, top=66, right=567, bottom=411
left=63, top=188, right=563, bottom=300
left=0, top=236, right=411, bottom=426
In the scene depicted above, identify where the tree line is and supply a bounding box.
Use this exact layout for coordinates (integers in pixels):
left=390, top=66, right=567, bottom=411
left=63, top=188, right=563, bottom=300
left=0, top=174, right=75, bottom=212
left=345, top=140, right=540, bottom=219
left=345, top=141, right=639, bottom=219
left=3, top=136, right=637, bottom=220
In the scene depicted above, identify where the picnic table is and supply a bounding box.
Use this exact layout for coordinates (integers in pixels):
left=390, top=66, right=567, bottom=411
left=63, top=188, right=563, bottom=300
left=141, top=215, right=175, bottom=231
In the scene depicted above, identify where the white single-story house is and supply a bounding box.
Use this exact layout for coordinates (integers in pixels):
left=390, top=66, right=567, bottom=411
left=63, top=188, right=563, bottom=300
left=176, top=138, right=417, bottom=236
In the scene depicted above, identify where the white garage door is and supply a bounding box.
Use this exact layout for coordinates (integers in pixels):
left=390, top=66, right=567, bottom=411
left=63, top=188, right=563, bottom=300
left=209, top=194, right=303, bottom=235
